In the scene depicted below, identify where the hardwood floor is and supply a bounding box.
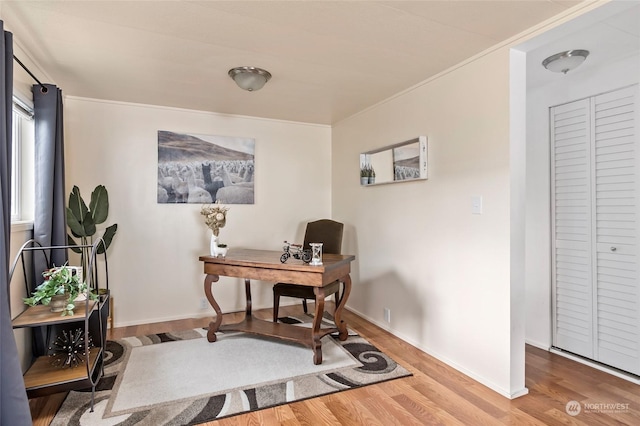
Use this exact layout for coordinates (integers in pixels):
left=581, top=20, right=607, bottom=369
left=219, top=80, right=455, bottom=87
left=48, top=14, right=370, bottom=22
left=29, top=304, right=640, bottom=425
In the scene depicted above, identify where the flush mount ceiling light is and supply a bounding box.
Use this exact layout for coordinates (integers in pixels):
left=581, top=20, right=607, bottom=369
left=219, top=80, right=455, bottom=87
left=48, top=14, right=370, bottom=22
left=228, top=66, right=272, bottom=91
left=542, top=49, right=590, bottom=74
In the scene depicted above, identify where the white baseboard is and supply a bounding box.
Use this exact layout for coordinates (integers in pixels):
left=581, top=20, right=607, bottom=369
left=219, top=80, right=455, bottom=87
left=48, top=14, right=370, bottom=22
left=525, top=339, right=551, bottom=351
left=345, top=306, right=528, bottom=399
left=550, top=347, right=640, bottom=385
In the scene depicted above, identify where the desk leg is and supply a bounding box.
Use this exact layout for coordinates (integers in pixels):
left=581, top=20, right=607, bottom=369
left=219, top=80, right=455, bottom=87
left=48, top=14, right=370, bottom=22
left=244, top=279, right=252, bottom=317
left=334, top=275, right=352, bottom=341
left=204, top=274, right=222, bottom=342
left=312, top=287, right=327, bottom=365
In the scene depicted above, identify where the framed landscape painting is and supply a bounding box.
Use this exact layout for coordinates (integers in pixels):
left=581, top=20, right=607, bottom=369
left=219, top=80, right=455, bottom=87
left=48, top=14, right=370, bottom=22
left=157, top=131, right=255, bottom=204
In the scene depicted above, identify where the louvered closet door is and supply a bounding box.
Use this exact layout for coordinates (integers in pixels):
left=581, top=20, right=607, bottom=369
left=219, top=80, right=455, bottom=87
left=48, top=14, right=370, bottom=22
left=552, top=84, right=640, bottom=375
left=551, top=98, right=594, bottom=358
left=593, top=85, right=640, bottom=375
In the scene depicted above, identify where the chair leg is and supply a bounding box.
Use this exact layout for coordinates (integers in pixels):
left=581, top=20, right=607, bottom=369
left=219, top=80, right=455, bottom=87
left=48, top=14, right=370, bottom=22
left=302, top=299, right=308, bottom=314
left=273, top=292, right=280, bottom=323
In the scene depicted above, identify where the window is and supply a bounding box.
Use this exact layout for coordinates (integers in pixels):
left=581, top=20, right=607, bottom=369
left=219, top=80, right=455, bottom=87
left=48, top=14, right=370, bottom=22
left=11, top=96, right=34, bottom=223
left=11, top=109, right=21, bottom=221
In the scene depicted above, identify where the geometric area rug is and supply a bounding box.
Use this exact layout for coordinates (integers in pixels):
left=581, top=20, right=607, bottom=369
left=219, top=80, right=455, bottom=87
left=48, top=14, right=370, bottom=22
left=51, top=314, right=412, bottom=425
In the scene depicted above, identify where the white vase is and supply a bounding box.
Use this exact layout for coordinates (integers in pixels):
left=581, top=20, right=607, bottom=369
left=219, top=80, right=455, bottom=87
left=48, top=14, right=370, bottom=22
left=210, top=234, right=218, bottom=256
left=210, top=234, right=228, bottom=258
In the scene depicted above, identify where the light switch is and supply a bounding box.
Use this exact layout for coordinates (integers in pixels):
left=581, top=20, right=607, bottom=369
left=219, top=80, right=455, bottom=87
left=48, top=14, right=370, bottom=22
left=472, top=195, right=483, bottom=214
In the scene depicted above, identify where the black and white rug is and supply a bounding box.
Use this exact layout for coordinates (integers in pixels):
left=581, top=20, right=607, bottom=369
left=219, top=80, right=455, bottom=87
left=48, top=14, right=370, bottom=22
left=51, top=315, right=412, bottom=425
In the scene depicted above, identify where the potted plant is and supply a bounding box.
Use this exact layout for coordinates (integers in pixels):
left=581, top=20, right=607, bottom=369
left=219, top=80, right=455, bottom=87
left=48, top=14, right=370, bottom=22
left=360, top=165, right=370, bottom=185
left=369, top=166, right=376, bottom=184
left=216, top=243, right=228, bottom=258
left=23, top=264, right=97, bottom=316
left=67, top=185, right=118, bottom=278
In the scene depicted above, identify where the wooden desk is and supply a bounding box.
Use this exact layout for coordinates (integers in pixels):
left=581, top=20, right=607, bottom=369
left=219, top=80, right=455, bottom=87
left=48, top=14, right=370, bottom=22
left=199, top=248, right=355, bottom=364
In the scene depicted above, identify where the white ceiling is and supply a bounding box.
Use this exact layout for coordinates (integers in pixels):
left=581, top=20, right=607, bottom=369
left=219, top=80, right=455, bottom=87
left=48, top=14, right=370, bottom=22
left=0, top=0, right=591, bottom=124
left=524, top=1, right=640, bottom=89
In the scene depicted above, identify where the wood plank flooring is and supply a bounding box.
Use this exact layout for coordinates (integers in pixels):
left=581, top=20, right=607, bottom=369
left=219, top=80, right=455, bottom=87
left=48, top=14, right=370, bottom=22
left=29, top=304, right=640, bottom=425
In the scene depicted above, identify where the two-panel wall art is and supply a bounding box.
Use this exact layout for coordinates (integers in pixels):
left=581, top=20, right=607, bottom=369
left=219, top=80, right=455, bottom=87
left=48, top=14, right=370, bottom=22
left=157, top=130, right=255, bottom=205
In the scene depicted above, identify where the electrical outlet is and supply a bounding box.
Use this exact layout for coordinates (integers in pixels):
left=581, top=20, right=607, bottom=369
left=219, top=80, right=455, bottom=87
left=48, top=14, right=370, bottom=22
left=384, top=307, right=391, bottom=323
left=199, top=297, right=208, bottom=310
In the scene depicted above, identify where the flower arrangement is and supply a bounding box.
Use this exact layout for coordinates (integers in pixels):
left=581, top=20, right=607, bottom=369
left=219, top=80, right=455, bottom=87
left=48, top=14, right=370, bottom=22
left=201, top=202, right=229, bottom=237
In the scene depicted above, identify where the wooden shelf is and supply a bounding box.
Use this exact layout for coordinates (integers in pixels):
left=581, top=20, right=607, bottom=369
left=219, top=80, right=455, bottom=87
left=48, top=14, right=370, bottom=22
left=219, top=317, right=338, bottom=349
left=12, top=300, right=99, bottom=328
left=23, top=347, right=102, bottom=392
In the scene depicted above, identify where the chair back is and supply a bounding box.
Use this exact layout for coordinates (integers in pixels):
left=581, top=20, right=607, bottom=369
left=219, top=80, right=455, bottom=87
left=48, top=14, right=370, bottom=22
left=303, top=219, right=344, bottom=255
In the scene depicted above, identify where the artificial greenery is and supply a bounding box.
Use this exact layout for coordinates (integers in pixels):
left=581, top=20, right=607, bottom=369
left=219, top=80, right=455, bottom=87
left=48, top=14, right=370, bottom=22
left=67, top=185, right=118, bottom=275
left=360, top=165, right=376, bottom=178
left=24, top=264, right=97, bottom=316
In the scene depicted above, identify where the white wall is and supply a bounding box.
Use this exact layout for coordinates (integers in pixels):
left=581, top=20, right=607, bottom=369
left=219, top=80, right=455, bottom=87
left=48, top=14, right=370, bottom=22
left=331, top=48, right=521, bottom=397
left=64, top=98, right=332, bottom=326
left=525, top=52, right=640, bottom=348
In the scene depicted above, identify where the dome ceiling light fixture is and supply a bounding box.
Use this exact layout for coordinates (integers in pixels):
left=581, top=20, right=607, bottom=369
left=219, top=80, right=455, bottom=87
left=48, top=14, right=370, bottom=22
left=228, top=66, right=272, bottom=91
left=542, top=49, right=590, bottom=74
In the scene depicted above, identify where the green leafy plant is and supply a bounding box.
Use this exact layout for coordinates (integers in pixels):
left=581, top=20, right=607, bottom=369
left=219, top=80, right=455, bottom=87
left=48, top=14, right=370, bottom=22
left=24, top=264, right=97, bottom=316
left=66, top=185, right=118, bottom=275
left=360, top=165, right=374, bottom=178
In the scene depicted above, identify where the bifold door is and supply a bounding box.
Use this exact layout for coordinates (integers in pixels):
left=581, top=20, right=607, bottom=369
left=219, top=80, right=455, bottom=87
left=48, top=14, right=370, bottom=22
left=552, top=84, right=640, bottom=375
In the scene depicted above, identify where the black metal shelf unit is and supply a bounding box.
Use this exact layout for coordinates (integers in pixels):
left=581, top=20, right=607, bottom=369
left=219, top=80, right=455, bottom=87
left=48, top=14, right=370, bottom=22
left=8, top=238, right=110, bottom=411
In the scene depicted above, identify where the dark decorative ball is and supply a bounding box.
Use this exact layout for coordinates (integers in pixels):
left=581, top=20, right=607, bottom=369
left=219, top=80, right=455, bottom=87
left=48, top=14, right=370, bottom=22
left=48, top=328, right=93, bottom=369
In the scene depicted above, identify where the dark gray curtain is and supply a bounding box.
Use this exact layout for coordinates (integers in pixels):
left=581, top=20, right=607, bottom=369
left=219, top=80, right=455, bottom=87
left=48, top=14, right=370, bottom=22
left=0, top=21, right=33, bottom=426
left=33, top=83, right=67, bottom=277
left=30, top=84, right=67, bottom=356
